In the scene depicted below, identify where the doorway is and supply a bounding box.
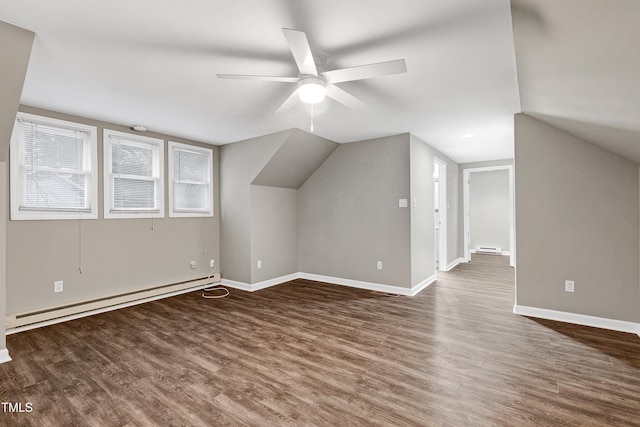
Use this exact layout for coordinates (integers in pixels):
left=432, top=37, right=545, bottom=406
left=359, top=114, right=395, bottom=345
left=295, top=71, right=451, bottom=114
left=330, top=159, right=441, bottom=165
left=434, top=158, right=447, bottom=271
left=463, top=165, right=514, bottom=267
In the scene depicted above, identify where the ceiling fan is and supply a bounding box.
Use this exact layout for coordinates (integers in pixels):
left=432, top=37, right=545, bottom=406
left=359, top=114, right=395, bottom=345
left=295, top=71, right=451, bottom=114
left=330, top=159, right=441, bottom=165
left=217, top=28, right=407, bottom=112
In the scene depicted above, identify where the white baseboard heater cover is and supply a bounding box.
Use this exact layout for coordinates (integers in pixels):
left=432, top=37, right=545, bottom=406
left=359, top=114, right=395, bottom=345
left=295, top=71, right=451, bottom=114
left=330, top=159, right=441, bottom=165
left=475, top=246, right=502, bottom=253
left=6, top=273, right=221, bottom=333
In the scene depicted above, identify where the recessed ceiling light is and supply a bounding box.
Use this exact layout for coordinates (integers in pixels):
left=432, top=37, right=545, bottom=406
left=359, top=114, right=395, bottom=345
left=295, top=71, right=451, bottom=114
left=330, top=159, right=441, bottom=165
left=460, top=133, right=474, bottom=138
left=131, top=125, right=147, bottom=132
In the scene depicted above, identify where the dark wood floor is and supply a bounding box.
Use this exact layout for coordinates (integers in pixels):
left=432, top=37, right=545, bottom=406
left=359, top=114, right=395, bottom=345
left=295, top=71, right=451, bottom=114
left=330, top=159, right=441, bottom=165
left=2, top=254, right=640, bottom=426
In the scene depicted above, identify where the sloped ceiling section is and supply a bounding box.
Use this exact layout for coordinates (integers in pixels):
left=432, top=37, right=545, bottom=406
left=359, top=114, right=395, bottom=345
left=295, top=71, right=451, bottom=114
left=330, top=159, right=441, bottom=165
left=0, top=0, right=520, bottom=163
left=252, top=129, right=338, bottom=189
left=511, top=0, right=640, bottom=163
left=0, top=20, right=34, bottom=160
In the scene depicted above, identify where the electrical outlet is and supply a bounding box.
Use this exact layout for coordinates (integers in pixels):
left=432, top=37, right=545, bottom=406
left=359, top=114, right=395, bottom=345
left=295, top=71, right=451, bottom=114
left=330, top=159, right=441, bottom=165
left=190, top=261, right=197, bottom=269
left=399, top=199, right=408, bottom=208
left=377, top=261, right=383, bottom=270
left=565, top=280, right=575, bottom=293
left=210, top=259, right=216, bottom=268
left=54, top=280, right=63, bottom=293
left=257, top=260, right=262, bottom=269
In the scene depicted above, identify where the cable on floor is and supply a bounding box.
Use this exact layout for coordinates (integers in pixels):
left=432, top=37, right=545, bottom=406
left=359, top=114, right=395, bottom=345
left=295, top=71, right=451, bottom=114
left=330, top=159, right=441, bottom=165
left=201, top=262, right=229, bottom=299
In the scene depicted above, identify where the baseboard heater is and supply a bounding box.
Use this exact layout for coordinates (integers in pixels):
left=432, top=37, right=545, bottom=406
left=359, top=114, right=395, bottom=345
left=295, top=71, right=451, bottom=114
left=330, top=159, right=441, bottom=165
left=5, top=273, right=221, bottom=333
left=474, top=246, right=502, bottom=254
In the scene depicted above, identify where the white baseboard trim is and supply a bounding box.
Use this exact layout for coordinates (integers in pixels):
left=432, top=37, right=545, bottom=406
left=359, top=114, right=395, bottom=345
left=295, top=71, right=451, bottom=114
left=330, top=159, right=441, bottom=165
left=409, top=274, right=437, bottom=296
left=513, top=304, right=640, bottom=336
left=0, top=348, right=11, bottom=364
left=219, top=278, right=252, bottom=291
left=221, top=273, right=299, bottom=292
left=445, top=257, right=466, bottom=271
left=223, top=272, right=435, bottom=297
left=299, top=272, right=434, bottom=297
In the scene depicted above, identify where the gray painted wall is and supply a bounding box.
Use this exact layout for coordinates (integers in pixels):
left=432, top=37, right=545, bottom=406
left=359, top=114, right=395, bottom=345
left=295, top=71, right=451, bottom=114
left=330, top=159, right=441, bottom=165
left=298, top=134, right=412, bottom=288
left=250, top=186, right=298, bottom=282
left=410, top=136, right=435, bottom=285
left=0, top=161, right=7, bottom=350
left=410, top=134, right=461, bottom=271
left=469, top=169, right=510, bottom=251
left=515, top=114, right=639, bottom=322
left=444, top=155, right=461, bottom=266
left=0, top=20, right=33, bottom=351
left=220, top=129, right=337, bottom=284
left=6, top=106, right=221, bottom=315
left=220, top=131, right=287, bottom=283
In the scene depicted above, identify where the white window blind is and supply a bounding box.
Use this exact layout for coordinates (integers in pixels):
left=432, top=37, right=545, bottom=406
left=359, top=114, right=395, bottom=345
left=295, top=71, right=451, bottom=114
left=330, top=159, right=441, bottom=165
left=104, top=130, right=164, bottom=219
left=169, top=142, right=213, bottom=217
left=10, top=113, right=98, bottom=220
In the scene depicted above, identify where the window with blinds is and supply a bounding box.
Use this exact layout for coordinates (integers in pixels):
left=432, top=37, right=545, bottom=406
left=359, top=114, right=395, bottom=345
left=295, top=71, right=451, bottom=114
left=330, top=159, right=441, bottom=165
left=10, top=112, right=98, bottom=220
left=103, top=130, right=164, bottom=219
left=168, top=141, right=213, bottom=217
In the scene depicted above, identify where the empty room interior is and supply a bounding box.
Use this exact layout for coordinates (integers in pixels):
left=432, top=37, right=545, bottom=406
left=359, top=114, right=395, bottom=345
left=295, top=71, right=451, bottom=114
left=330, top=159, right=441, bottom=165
left=1, top=0, right=640, bottom=425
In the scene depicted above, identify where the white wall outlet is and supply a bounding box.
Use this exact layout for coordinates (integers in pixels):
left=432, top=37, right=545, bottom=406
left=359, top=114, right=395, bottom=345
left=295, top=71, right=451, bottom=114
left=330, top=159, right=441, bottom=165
left=413, top=198, right=418, bottom=208
left=190, top=261, right=197, bottom=269
left=399, top=199, right=408, bottom=208
left=377, top=261, right=383, bottom=270
left=565, top=280, right=575, bottom=293
left=257, top=260, right=262, bottom=269
left=209, top=259, right=216, bottom=268
left=54, top=280, right=63, bottom=293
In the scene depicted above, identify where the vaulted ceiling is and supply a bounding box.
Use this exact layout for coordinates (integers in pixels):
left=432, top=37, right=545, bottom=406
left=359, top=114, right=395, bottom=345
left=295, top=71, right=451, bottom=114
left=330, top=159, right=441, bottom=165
left=0, top=0, right=638, bottom=164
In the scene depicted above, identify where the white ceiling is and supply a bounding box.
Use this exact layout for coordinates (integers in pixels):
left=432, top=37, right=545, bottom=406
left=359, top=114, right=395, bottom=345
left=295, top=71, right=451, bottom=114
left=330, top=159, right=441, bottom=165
left=0, top=0, right=521, bottom=163
left=512, top=0, right=640, bottom=163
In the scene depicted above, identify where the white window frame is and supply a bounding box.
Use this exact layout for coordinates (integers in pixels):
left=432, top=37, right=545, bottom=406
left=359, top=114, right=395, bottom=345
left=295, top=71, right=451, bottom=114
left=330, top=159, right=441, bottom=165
left=103, top=129, right=165, bottom=219
left=168, top=141, right=214, bottom=218
left=10, top=112, right=98, bottom=221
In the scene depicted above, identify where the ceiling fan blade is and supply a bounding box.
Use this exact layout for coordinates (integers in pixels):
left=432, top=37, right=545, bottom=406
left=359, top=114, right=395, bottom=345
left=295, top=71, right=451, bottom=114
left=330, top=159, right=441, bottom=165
left=322, top=59, right=407, bottom=84
left=282, top=28, right=318, bottom=77
left=275, top=88, right=300, bottom=113
left=325, top=85, right=366, bottom=110
left=216, top=74, right=299, bottom=83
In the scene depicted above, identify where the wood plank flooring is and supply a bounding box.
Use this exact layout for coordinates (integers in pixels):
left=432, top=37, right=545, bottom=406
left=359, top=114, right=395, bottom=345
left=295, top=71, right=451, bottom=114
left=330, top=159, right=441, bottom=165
left=1, top=254, right=640, bottom=426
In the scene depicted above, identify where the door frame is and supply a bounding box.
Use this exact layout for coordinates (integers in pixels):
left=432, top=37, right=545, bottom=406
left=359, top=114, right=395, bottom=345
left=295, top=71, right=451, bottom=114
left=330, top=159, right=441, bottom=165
left=463, top=165, right=515, bottom=267
left=434, top=157, right=448, bottom=271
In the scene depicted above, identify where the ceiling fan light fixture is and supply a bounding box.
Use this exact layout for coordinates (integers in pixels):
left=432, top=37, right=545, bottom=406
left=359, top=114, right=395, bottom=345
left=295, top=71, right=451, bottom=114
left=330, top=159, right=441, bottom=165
left=298, top=77, right=326, bottom=104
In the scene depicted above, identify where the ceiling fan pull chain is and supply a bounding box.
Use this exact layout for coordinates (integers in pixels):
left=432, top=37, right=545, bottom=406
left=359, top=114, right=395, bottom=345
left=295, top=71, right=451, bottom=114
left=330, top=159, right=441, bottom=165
left=310, top=103, right=314, bottom=132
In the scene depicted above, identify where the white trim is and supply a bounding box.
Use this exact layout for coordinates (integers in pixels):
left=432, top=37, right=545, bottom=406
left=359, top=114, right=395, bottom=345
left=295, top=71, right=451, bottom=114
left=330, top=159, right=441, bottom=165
left=0, top=348, right=11, bottom=364
left=221, top=273, right=299, bottom=292
left=10, top=112, right=99, bottom=220
left=409, top=274, right=437, bottom=296
left=219, top=278, right=252, bottom=292
left=6, top=275, right=220, bottom=334
left=513, top=305, right=640, bottom=336
left=168, top=141, right=214, bottom=218
left=222, top=272, right=436, bottom=297
left=434, top=157, right=448, bottom=271
left=463, top=165, right=515, bottom=267
left=103, top=129, right=165, bottom=219
left=299, top=272, right=435, bottom=297
left=446, top=257, right=466, bottom=271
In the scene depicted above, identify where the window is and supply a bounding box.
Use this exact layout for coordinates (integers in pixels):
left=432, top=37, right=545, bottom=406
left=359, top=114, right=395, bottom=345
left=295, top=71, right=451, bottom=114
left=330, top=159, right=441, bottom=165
left=103, top=129, right=164, bottom=219
left=168, top=141, right=213, bottom=217
left=10, top=112, right=98, bottom=220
